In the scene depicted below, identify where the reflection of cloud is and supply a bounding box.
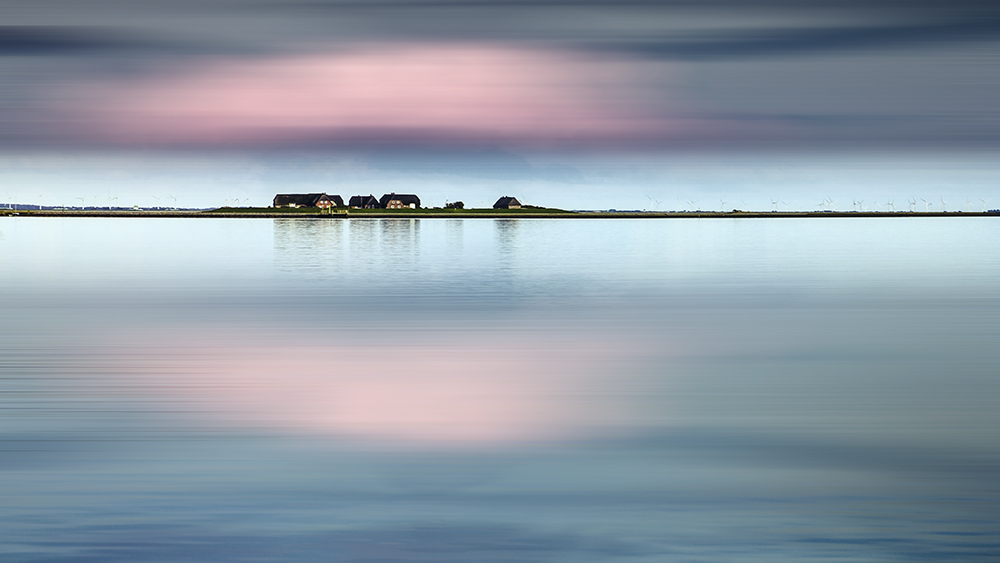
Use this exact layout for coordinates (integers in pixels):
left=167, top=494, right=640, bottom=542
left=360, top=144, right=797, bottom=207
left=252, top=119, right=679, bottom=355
left=111, top=329, right=648, bottom=445
left=54, top=45, right=712, bottom=147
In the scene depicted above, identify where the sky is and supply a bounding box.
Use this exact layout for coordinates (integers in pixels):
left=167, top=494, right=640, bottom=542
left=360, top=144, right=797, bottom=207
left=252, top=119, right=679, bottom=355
left=1, top=0, right=998, bottom=209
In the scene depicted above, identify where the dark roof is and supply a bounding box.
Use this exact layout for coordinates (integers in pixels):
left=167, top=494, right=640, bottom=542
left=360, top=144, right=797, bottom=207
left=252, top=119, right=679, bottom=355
left=349, top=194, right=379, bottom=208
left=328, top=194, right=345, bottom=207
left=379, top=193, right=421, bottom=207
left=493, top=196, right=521, bottom=209
left=273, top=193, right=332, bottom=207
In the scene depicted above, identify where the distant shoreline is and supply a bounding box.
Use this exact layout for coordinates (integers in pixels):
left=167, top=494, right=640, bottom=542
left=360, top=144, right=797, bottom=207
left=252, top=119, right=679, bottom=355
left=2, top=209, right=998, bottom=219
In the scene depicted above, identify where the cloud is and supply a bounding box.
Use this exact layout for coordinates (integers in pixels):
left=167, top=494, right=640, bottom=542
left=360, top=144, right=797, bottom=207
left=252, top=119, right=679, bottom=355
left=590, top=18, right=1000, bottom=60
left=50, top=44, right=720, bottom=148
left=0, top=25, right=171, bottom=55
left=6, top=1, right=998, bottom=149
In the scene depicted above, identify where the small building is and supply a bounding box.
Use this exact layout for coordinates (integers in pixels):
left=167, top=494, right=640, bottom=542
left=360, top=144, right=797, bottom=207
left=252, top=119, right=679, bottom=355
left=493, top=196, right=521, bottom=209
left=273, top=193, right=335, bottom=209
left=349, top=194, right=380, bottom=208
left=380, top=193, right=421, bottom=209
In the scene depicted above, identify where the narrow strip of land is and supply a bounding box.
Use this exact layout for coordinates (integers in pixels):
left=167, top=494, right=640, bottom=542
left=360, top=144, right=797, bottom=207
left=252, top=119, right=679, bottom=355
left=2, top=209, right=997, bottom=218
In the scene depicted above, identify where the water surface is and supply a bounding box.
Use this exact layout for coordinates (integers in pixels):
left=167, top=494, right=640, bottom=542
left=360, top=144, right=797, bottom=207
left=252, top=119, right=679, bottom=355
left=2, top=216, right=998, bottom=562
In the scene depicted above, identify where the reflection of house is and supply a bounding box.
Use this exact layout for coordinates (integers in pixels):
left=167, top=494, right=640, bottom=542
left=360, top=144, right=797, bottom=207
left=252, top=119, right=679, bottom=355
left=349, top=194, right=380, bottom=208
left=380, top=193, right=421, bottom=209
left=273, top=193, right=336, bottom=209
left=493, top=196, right=521, bottom=209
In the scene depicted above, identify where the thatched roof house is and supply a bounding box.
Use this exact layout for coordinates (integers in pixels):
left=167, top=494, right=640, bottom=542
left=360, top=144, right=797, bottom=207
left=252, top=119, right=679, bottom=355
left=349, top=194, right=380, bottom=208
left=493, top=196, right=521, bottom=209
left=273, top=193, right=339, bottom=208
left=380, top=193, right=421, bottom=209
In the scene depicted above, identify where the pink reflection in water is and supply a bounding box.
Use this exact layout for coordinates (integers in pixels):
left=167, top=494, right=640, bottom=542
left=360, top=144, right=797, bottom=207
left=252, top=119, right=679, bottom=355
left=111, top=329, right=652, bottom=445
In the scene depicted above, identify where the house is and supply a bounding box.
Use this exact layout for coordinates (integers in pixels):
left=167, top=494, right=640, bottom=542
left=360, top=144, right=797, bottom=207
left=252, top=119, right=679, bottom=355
left=349, top=194, right=380, bottom=208
left=379, top=193, right=421, bottom=209
left=328, top=195, right=345, bottom=207
left=493, top=196, right=521, bottom=209
left=273, top=193, right=336, bottom=209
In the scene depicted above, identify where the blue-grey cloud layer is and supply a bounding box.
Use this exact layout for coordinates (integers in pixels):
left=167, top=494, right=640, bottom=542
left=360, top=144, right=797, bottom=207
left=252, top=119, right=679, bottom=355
left=0, top=0, right=997, bottom=148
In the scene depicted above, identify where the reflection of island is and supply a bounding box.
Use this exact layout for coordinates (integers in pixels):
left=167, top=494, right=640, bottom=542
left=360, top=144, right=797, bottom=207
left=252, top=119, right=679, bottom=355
left=273, top=218, right=345, bottom=274
left=380, top=218, right=420, bottom=262
left=273, top=216, right=425, bottom=275
left=494, top=219, right=519, bottom=256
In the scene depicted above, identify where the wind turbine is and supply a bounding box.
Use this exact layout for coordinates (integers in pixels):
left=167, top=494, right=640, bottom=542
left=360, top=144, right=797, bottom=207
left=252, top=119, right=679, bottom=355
left=75, top=196, right=85, bottom=210
left=908, top=198, right=917, bottom=212
left=940, top=197, right=947, bottom=212
left=644, top=194, right=653, bottom=211
left=886, top=199, right=894, bottom=212
left=687, top=199, right=699, bottom=211
left=825, top=197, right=834, bottom=211
left=719, top=198, right=727, bottom=211
left=965, top=198, right=971, bottom=212
left=858, top=199, right=865, bottom=212
left=166, top=194, right=178, bottom=209
left=37, top=192, right=44, bottom=211
left=151, top=194, right=160, bottom=209
left=107, top=195, right=118, bottom=209
left=981, top=198, right=988, bottom=212
left=771, top=198, right=779, bottom=212
left=780, top=200, right=788, bottom=211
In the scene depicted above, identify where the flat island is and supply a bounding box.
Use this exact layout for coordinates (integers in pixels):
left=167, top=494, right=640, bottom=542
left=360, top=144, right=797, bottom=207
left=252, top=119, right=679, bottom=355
left=3, top=207, right=998, bottom=218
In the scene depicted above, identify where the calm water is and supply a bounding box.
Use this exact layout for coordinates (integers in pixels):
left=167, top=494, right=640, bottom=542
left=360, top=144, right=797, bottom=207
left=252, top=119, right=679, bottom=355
left=2, top=216, right=999, bottom=562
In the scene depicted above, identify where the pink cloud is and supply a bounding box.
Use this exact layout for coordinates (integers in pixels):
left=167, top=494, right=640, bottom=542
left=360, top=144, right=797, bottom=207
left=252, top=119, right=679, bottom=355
left=56, top=44, right=703, bottom=146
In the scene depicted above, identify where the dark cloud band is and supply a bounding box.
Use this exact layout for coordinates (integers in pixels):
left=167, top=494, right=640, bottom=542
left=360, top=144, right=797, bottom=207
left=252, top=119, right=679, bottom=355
left=0, top=26, right=167, bottom=55
left=588, top=18, right=1000, bottom=60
